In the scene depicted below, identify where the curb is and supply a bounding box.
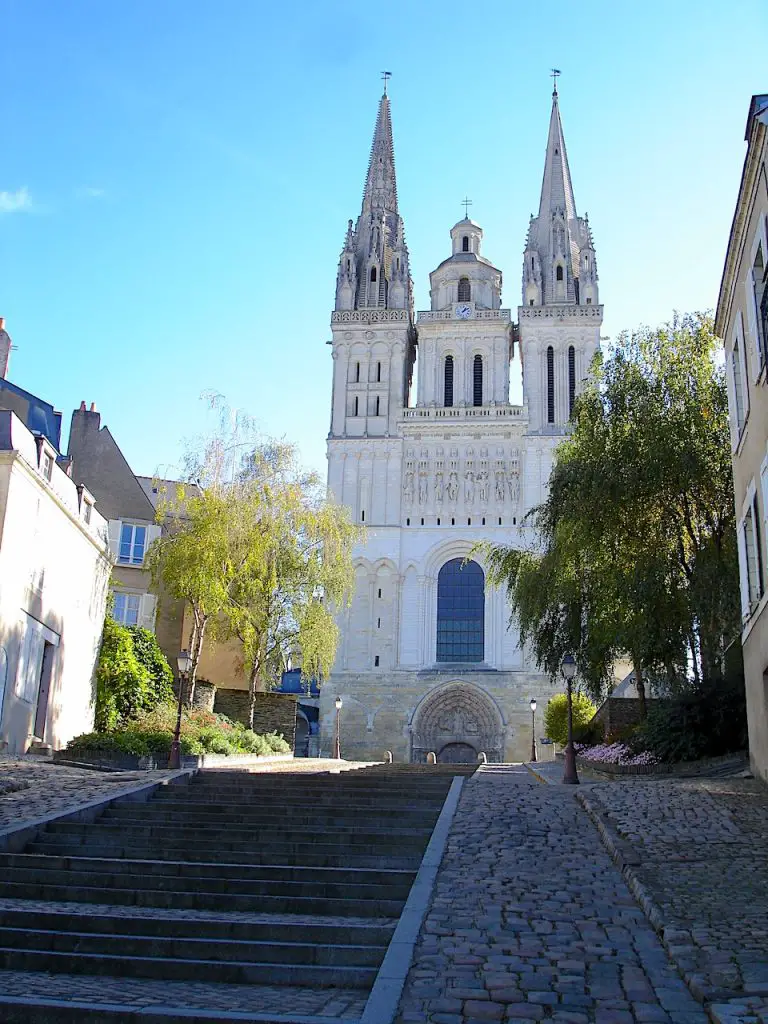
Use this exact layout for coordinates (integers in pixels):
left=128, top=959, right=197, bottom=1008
left=359, top=774, right=465, bottom=1024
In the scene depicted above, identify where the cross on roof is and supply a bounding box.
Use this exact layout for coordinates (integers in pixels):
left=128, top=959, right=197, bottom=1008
left=462, top=197, right=473, bottom=219
left=551, top=68, right=561, bottom=94
left=381, top=71, right=392, bottom=94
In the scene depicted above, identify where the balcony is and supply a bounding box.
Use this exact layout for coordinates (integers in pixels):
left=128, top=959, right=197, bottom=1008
left=401, top=405, right=527, bottom=421
left=416, top=308, right=512, bottom=324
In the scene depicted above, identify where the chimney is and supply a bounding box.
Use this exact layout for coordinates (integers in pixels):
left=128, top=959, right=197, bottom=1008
left=0, top=318, right=11, bottom=380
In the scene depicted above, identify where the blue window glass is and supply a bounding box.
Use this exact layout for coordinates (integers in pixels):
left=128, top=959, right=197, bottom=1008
left=436, top=558, right=484, bottom=663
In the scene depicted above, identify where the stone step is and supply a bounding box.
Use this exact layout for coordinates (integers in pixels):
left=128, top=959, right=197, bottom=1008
left=0, top=924, right=385, bottom=967
left=0, top=880, right=403, bottom=917
left=26, top=837, right=421, bottom=869
left=102, top=805, right=437, bottom=826
left=0, top=852, right=413, bottom=887
left=44, top=820, right=431, bottom=846
left=0, top=946, right=376, bottom=988
left=0, top=907, right=393, bottom=947
left=150, top=791, right=445, bottom=810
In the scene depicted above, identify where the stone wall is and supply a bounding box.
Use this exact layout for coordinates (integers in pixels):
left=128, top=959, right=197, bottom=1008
left=191, top=681, right=216, bottom=712
left=213, top=688, right=297, bottom=749
left=593, top=697, right=659, bottom=736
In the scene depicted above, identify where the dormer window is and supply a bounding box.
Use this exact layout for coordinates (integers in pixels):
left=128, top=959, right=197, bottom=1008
left=42, top=452, right=53, bottom=482
left=458, top=277, right=471, bottom=302
left=462, top=236, right=469, bottom=253
left=556, top=265, right=564, bottom=282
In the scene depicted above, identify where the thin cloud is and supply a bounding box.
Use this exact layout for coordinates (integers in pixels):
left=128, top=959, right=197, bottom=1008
left=75, top=186, right=106, bottom=199
left=0, top=187, right=33, bottom=214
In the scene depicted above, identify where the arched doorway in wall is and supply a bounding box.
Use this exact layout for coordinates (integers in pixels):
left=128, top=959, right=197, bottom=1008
left=409, top=682, right=504, bottom=763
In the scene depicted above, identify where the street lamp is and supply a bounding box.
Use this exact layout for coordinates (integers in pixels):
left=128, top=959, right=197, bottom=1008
left=529, top=698, right=538, bottom=763
left=561, top=653, right=579, bottom=785
left=333, top=696, right=343, bottom=760
left=170, top=649, right=192, bottom=770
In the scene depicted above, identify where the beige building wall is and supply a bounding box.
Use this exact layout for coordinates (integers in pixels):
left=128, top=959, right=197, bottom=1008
left=717, top=93, right=768, bottom=785
left=0, top=413, right=110, bottom=752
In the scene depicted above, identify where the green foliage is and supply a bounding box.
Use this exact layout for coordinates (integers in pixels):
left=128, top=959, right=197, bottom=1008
left=573, top=717, right=606, bottom=746
left=484, top=314, right=740, bottom=703
left=95, top=618, right=152, bottom=731
left=127, top=627, right=175, bottom=706
left=543, top=692, right=598, bottom=746
left=632, top=676, right=748, bottom=763
left=67, top=704, right=291, bottom=759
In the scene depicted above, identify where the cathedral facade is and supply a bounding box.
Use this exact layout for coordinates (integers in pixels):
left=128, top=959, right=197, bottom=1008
left=319, top=86, right=602, bottom=763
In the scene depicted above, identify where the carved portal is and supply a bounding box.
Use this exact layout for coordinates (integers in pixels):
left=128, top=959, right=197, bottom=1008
left=410, top=684, right=504, bottom=764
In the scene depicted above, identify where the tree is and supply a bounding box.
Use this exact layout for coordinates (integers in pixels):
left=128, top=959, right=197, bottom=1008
left=485, top=313, right=740, bottom=709
left=543, top=692, right=597, bottom=746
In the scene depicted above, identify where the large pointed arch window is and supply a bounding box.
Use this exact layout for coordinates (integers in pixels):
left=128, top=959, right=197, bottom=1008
left=458, top=277, right=471, bottom=302
left=444, top=355, right=454, bottom=407
left=547, top=346, right=555, bottom=424
left=437, top=558, right=484, bottom=663
left=473, top=355, right=483, bottom=406
left=568, top=346, right=576, bottom=418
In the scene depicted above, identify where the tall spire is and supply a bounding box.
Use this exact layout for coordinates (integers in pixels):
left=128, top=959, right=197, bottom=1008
left=334, top=87, right=412, bottom=313
left=521, top=83, right=598, bottom=308
left=538, top=88, right=576, bottom=222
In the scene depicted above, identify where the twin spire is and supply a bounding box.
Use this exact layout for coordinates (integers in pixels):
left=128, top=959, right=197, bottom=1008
left=335, top=81, right=598, bottom=314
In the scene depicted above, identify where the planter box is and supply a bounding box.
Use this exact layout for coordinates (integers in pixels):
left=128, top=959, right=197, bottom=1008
left=54, top=750, right=294, bottom=772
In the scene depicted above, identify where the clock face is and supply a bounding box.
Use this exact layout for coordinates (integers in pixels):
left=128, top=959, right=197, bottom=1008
left=456, top=304, right=472, bottom=319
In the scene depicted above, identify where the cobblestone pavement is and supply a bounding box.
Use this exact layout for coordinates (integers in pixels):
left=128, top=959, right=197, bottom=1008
left=397, top=765, right=708, bottom=1024
left=581, top=779, right=768, bottom=1002
left=0, top=969, right=367, bottom=1018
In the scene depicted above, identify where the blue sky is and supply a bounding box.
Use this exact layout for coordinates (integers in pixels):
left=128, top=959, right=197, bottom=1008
left=1, top=0, right=765, bottom=479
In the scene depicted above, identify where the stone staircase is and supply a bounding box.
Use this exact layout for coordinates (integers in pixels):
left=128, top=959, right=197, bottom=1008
left=0, top=763, right=471, bottom=1022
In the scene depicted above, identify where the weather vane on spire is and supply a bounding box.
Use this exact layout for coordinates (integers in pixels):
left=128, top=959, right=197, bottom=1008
left=381, top=71, right=392, bottom=94
left=462, top=196, right=473, bottom=219
left=551, top=68, right=561, bottom=95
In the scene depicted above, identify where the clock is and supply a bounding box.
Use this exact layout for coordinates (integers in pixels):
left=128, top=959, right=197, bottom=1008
left=456, top=304, right=473, bottom=319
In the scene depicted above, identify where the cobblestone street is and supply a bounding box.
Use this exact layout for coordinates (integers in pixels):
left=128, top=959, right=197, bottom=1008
left=397, top=766, right=710, bottom=1024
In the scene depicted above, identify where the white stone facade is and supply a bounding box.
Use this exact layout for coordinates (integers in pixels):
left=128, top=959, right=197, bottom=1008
left=322, top=88, right=602, bottom=763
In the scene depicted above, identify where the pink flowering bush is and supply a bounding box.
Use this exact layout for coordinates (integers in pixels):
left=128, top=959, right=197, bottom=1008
left=576, top=742, right=659, bottom=766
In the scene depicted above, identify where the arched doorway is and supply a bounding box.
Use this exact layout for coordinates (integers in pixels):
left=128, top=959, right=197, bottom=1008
left=410, top=682, right=504, bottom=763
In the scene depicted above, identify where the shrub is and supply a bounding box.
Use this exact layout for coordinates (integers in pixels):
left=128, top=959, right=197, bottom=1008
left=94, top=619, right=152, bottom=730
left=573, top=718, right=605, bottom=746
left=126, top=626, right=175, bottom=706
left=632, top=675, right=747, bottom=763
left=264, top=731, right=291, bottom=754
left=544, top=692, right=598, bottom=746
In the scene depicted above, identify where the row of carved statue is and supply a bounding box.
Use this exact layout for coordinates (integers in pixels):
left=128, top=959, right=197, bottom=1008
left=403, top=466, right=520, bottom=506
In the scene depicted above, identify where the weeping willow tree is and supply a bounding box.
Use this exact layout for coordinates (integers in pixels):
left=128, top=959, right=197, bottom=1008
left=485, top=313, right=740, bottom=710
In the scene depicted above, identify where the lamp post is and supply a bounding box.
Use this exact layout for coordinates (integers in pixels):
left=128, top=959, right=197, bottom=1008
left=561, top=653, right=579, bottom=785
left=170, top=649, right=192, bottom=770
left=333, top=696, right=342, bottom=760
left=529, top=698, right=538, bottom=763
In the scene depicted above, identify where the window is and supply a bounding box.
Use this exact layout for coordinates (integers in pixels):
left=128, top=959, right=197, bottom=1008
left=354, top=396, right=359, bottom=417
left=119, top=523, right=147, bottom=565
left=586, top=298, right=592, bottom=304
left=15, top=616, right=58, bottom=705
left=113, top=592, right=141, bottom=626
left=374, top=655, right=380, bottom=667
left=375, top=395, right=381, bottom=416
left=406, top=517, right=410, bottom=526
left=437, top=517, right=441, bottom=525
left=355, top=362, right=360, bottom=383
left=376, top=361, right=381, bottom=382
left=361, top=510, right=365, bottom=522
left=731, top=338, right=746, bottom=431
left=556, top=265, right=564, bottom=282
left=41, top=452, right=53, bottom=481
left=377, top=618, right=381, bottom=628
left=83, top=501, right=92, bottom=525
left=473, top=354, right=483, bottom=406
left=568, top=346, right=576, bottom=418
left=378, top=588, right=382, bottom=599
left=436, top=558, right=484, bottom=663
left=744, top=498, right=764, bottom=607
left=751, top=240, right=767, bottom=367
left=458, top=277, right=471, bottom=302
left=370, top=267, right=377, bottom=282
left=547, top=346, right=555, bottom=423
left=462, top=236, right=469, bottom=252
left=444, top=355, right=454, bottom=407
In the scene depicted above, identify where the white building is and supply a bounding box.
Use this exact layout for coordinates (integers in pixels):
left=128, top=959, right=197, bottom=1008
left=0, top=411, right=111, bottom=753
left=321, top=86, right=602, bottom=763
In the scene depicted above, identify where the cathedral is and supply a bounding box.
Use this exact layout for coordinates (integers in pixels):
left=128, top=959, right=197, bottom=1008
left=319, top=84, right=602, bottom=763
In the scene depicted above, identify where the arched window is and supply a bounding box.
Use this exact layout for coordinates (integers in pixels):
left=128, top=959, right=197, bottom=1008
left=547, top=346, right=555, bottom=424
left=376, top=361, right=381, bottom=382
left=436, top=558, right=484, bottom=663
left=458, top=277, right=471, bottom=302
left=462, top=236, right=469, bottom=253
left=444, top=355, right=454, bottom=407
left=556, top=265, right=564, bottom=282
left=370, top=266, right=377, bottom=282
left=473, top=354, right=483, bottom=406
left=568, top=346, right=576, bottom=418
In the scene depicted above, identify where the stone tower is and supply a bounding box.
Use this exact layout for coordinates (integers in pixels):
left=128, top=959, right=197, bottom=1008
left=519, top=84, right=602, bottom=432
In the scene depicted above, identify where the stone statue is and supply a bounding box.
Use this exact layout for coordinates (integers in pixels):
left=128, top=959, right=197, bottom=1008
left=447, top=472, right=459, bottom=502
left=477, top=470, right=489, bottom=503
left=495, top=470, right=506, bottom=502
left=435, top=471, right=444, bottom=503
left=508, top=473, right=520, bottom=505
left=464, top=471, right=475, bottom=504
left=403, top=471, right=414, bottom=504
left=418, top=473, right=428, bottom=505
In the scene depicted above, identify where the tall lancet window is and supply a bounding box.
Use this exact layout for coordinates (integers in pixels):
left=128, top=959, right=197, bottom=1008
left=368, top=266, right=378, bottom=306
left=473, top=355, right=483, bottom=407
left=462, top=236, right=470, bottom=252
left=444, top=356, right=454, bottom=408
left=458, top=277, right=471, bottom=302
left=568, top=347, right=576, bottom=418
left=547, top=346, right=555, bottom=424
